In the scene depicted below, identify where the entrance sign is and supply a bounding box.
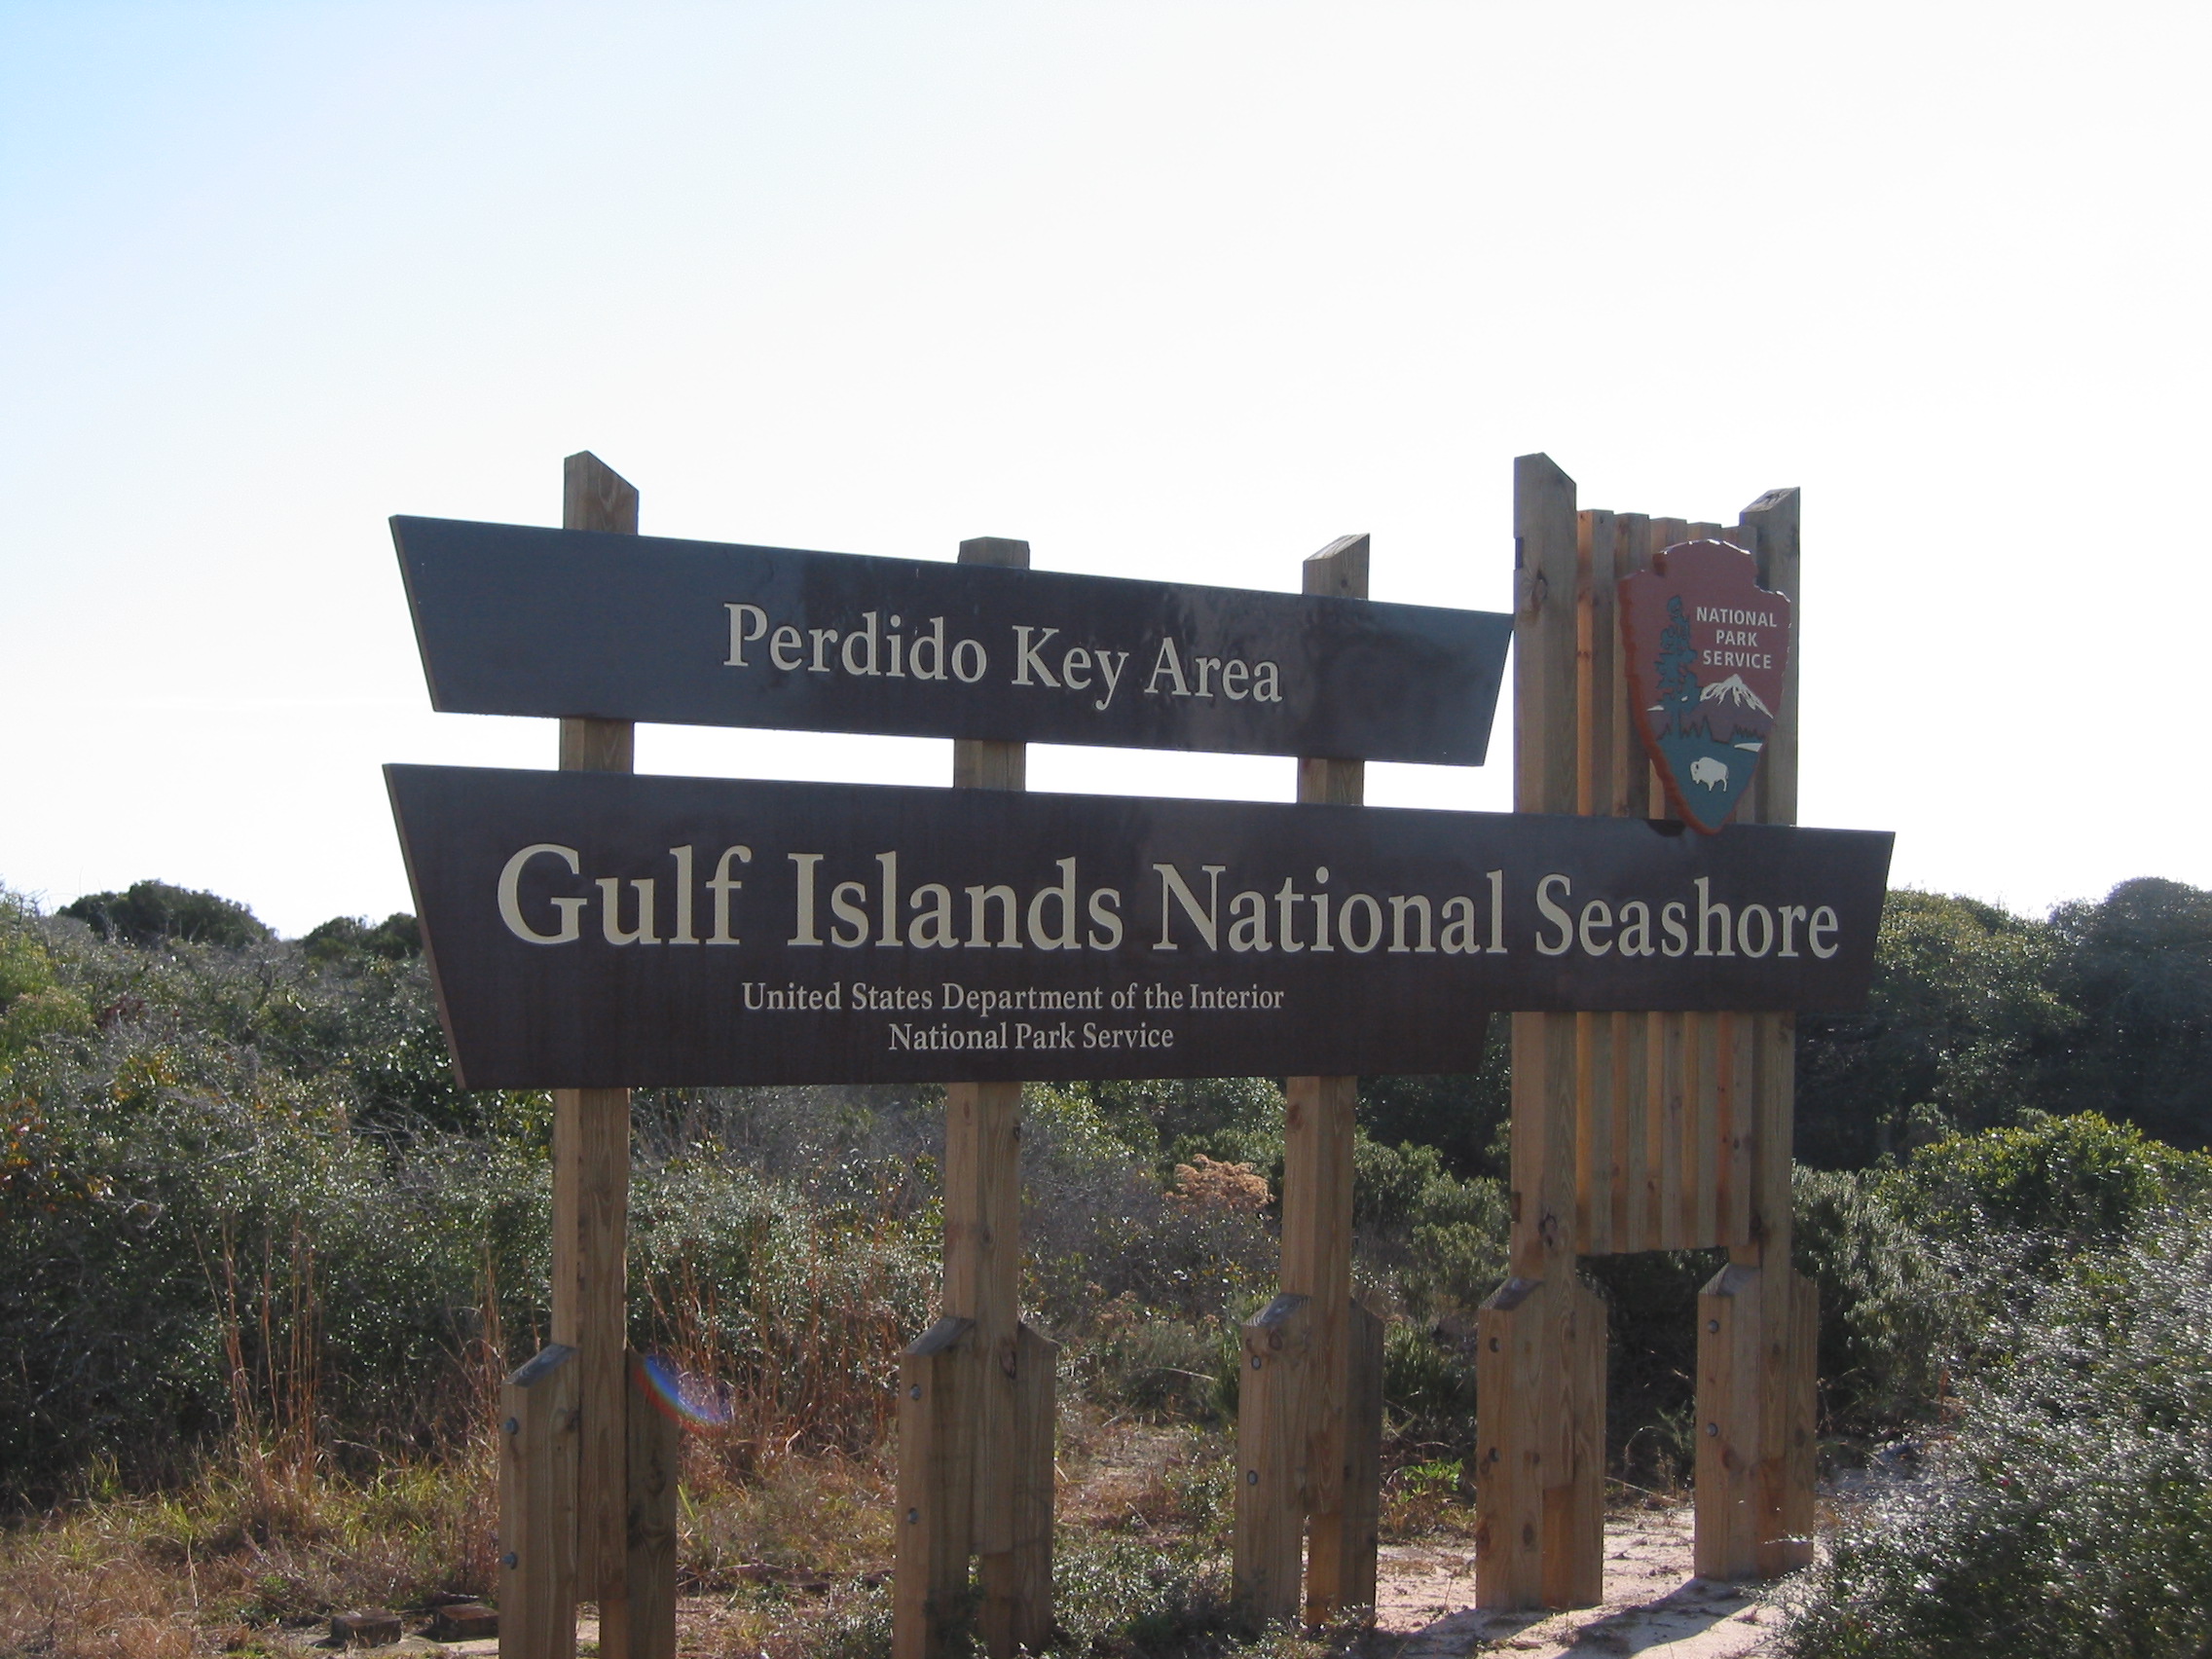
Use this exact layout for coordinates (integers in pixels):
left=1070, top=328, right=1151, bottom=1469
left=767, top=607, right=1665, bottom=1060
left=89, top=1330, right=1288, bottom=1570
left=1619, top=539, right=1792, bottom=832
left=392, top=516, right=1515, bottom=763
left=387, top=763, right=1892, bottom=1088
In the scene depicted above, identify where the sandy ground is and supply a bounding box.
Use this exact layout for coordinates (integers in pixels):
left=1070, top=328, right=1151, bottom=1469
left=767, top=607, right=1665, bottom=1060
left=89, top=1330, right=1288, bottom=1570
left=1367, top=1507, right=1781, bottom=1658
left=286, top=1506, right=1780, bottom=1658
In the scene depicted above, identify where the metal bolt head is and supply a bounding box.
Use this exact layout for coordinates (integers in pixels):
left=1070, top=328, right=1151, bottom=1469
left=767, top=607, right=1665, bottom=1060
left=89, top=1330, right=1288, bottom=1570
left=503, top=1552, right=519, bottom=1570
left=503, top=1417, right=520, bottom=1436
left=1250, top=1354, right=1262, bottom=1370
left=906, top=1507, right=921, bottom=1525
left=909, top=1383, right=923, bottom=1400
left=1707, top=1319, right=1720, bottom=1334
left=1488, top=1337, right=1499, bottom=1352
left=1706, top=1421, right=1719, bottom=1437
left=1247, top=1470, right=1260, bottom=1486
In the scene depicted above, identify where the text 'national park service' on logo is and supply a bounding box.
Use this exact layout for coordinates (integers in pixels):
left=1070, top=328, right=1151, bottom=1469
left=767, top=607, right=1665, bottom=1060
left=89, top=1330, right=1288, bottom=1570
left=1618, top=540, right=1791, bottom=834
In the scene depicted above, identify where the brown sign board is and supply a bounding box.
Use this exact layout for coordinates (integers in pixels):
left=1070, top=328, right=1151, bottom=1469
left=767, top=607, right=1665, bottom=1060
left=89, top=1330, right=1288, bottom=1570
left=390, top=517, right=1513, bottom=763
left=388, top=765, right=1894, bottom=1088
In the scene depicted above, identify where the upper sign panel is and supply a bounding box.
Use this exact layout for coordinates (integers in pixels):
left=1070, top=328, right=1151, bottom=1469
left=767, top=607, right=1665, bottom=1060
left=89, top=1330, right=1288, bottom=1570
left=392, top=517, right=1513, bottom=763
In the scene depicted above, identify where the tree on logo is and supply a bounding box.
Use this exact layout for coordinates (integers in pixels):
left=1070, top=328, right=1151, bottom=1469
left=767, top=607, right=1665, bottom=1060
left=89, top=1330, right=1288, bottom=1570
left=1655, top=596, right=1701, bottom=737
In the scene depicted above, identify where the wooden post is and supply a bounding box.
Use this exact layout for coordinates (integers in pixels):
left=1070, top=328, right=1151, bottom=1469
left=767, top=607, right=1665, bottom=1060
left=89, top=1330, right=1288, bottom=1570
left=1475, top=456, right=1606, bottom=1611
left=549, top=452, right=642, bottom=1646
left=895, top=535, right=1055, bottom=1659
left=499, top=1346, right=579, bottom=1659
left=616, top=1353, right=680, bottom=1659
left=1235, top=1294, right=1315, bottom=1622
left=1227, top=534, right=1380, bottom=1625
left=1695, top=486, right=1816, bottom=1580
left=896, top=1317, right=978, bottom=1659
left=1007, top=1322, right=1059, bottom=1655
left=1290, top=535, right=1370, bottom=1626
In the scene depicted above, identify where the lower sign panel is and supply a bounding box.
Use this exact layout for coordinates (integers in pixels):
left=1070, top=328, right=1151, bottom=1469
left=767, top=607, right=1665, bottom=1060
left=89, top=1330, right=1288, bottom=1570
left=387, top=766, right=1893, bottom=1088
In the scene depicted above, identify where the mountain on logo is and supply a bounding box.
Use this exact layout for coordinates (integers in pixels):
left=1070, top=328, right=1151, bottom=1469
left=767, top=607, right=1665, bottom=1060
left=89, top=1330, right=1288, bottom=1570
left=1700, top=674, right=1771, bottom=718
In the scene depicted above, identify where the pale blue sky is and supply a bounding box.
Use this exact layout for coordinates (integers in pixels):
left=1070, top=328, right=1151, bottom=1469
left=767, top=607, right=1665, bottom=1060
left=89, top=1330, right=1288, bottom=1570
left=5, top=3, right=2207, bottom=936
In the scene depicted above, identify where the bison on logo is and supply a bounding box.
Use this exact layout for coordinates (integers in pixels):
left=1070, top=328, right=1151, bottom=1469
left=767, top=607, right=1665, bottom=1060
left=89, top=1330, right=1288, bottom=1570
left=1617, top=540, right=1790, bottom=834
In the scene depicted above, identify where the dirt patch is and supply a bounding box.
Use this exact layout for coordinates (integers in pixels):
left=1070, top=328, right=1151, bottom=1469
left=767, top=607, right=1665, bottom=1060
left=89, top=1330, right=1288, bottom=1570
left=1369, top=1507, right=1782, bottom=1658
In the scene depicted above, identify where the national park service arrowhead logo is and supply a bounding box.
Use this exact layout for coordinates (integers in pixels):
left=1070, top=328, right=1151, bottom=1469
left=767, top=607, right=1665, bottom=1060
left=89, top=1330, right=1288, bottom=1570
left=1618, top=541, right=1790, bottom=834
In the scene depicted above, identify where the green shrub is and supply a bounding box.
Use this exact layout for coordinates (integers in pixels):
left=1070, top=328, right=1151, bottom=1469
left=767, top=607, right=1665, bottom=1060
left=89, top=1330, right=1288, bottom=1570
left=58, top=879, right=273, bottom=950
left=1784, top=1209, right=2212, bottom=1658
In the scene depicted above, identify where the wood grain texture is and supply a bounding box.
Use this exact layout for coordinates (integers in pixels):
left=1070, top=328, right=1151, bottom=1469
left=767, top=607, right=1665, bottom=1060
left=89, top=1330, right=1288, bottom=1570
left=979, top=1322, right=1057, bottom=1657
left=1234, top=1294, right=1314, bottom=1623
left=550, top=453, right=641, bottom=1611
left=498, top=1345, right=578, bottom=1659
left=895, top=1318, right=977, bottom=1659
left=940, top=533, right=1041, bottom=1659
left=615, top=1352, right=679, bottom=1659
left=1263, top=533, right=1373, bottom=1621
left=1480, top=458, right=1605, bottom=1612
left=1309, top=1298, right=1383, bottom=1618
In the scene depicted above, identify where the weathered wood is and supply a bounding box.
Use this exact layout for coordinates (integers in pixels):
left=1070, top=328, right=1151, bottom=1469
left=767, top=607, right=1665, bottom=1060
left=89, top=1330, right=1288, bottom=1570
left=1739, top=489, right=1801, bottom=830
left=980, top=1321, right=1057, bottom=1657
left=896, top=1317, right=977, bottom=1659
left=615, top=1352, right=679, bottom=1659
left=1258, top=533, right=1372, bottom=1624
left=936, top=534, right=1039, bottom=1659
left=1315, top=1297, right=1384, bottom=1617
left=1697, top=1263, right=1815, bottom=1579
left=1480, top=458, right=1605, bottom=1612
left=499, top=1344, right=578, bottom=1659
left=1475, top=1272, right=1602, bottom=1609
left=1474, top=1277, right=1541, bottom=1605
left=551, top=453, right=640, bottom=1626
left=1235, top=1294, right=1314, bottom=1623
left=1573, top=511, right=1618, bottom=1257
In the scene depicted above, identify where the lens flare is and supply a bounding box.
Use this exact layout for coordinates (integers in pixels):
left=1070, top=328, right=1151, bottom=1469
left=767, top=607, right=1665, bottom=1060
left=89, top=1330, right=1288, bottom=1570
left=632, top=1351, right=732, bottom=1429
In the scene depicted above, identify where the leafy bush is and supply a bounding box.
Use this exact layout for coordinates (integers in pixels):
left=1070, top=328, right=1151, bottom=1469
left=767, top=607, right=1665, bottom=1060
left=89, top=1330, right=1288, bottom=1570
left=58, top=880, right=273, bottom=950
left=1784, top=1208, right=2212, bottom=1658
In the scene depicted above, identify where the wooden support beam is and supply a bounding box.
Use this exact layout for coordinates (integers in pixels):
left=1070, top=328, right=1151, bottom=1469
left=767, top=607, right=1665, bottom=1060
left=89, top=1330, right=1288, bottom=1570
left=1478, top=457, right=1605, bottom=1611
left=1235, top=1294, right=1315, bottom=1623
left=611, top=1353, right=679, bottom=1659
left=1688, top=487, right=1814, bottom=1581
left=1264, top=533, right=1371, bottom=1624
left=1309, top=1297, right=1384, bottom=1617
left=545, top=453, right=640, bottom=1647
left=894, top=533, right=1047, bottom=1659
left=498, top=1345, right=579, bottom=1659
left=896, top=1318, right=978, bottom=1659
left=983, top=1322, right=1057, bottom=1658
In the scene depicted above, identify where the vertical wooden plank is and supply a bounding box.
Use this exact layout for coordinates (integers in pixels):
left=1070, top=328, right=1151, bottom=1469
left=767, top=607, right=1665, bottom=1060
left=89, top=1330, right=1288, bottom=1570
left=1720, top=1013, right=1755, bottom=1248
left=1694, top=1266, right=1759, bottom=1580
left=1612, top=514, right=1660, bottom=1260
left=1610, top=512, right=1655, bottom=822
left=1575, top=1014, right=1613, bottom=1256
left=1000, top=1323, right=1057, bottom=1656
left=1329, top=1299, right=1384, bottom=1614
left=1656, top=1013, right=1687, bottom=1252
left=938, top=535, right=1034, bottom=1659
left=1235, top=1295, right=1314, bottom=1623
left=616, top=1353, right=679, bottom=1659
left=499, top=1345, right=578, bottom=1659
left=896, top=1318, right=977, bottom=1659
left=1774, top=1270, right=1819, bottom=1574
left=551, top=452, right=639, bottom=1633
left=1473, top=1276, right=1541, bottom=1606
left=1479, top=458, right=1604, bottom=1613
left=1281, top=533, right=1368, bottom=1622
left=1739, top=489, right=1801, bottom=830
left=1540, top=1282, right=1605, bottom=1610
left=1574, top=510, right=1616, bottom=1257
left=1689, top=1012, right=1719, bottom=1248
left=1613, top=1011, right=1646, bottom=1251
